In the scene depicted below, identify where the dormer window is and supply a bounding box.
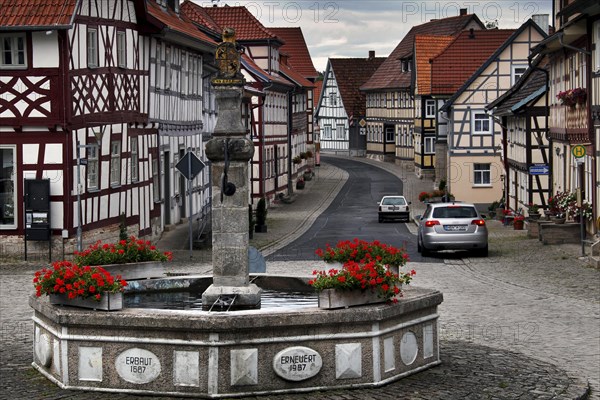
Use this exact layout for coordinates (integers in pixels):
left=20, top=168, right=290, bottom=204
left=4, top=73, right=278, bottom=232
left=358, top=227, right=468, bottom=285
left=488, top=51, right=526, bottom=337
left=401, top=59, right=412, bottom=73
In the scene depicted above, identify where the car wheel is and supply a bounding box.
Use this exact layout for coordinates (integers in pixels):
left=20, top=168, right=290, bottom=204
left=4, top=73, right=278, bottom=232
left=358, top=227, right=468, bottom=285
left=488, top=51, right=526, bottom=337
left=417, top=237, right=422, bottom=253
left=378, top=216, right=383, bottom=223
left=421, top=245, right=430, bottom=257
left=474, top=246, right=488, bottom=257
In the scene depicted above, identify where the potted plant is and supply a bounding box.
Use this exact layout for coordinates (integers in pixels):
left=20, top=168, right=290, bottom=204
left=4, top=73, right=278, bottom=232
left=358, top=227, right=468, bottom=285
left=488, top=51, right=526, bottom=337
left=33, top=261, right=127, bottom=310
left=513, top=214, right=525, bottom=230
left=305, top=150, right=313, bottom=158
left=73, top=236, right=173, bottom=280
left=296, top=177, right=305, bottom=190
left=255, top=197, right=268, bottom=233
left=526, top=203, right=540, bottom=220
left=303, top=168, right=313, bottom=181
left=311, top=239, right=415, bottom=309
left=293, top=155, right=302, bottom=165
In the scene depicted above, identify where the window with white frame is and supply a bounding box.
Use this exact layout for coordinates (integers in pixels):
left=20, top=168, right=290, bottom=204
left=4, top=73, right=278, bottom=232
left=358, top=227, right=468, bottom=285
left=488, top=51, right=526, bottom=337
left=87, top=144, right=99, bottom=189
left=336, top=124, right=345, bottom=140
left=152, top=157, right=160, bottom=202
left=408, top=127, right=413, bottom=146
left=424, top=137, right=435, bottom=154
left=472, top=111, right=491, bottom=134
left=323, top=125, right=332, bottom=139
left=116, top=30, right=126, bottom=68
left=0, top=146, right=16, bottom=228
left=87, top=28, right=99, bottom=68
left=473, top=163, right=491, bottom=185
left=511, top=64, right=528, bottom=85
left=425, top=99, right=436, bottom=118
left=164, top=46, right=171, bottom=90
left=130, top=137, right=138, bottom=182
left=0, top=34, right=26, bottom=68
left=110, top=141, right=121, bottom=186
left=329, top=92, right=337, bottom=106
left=155, top=42, right=162, bottom=89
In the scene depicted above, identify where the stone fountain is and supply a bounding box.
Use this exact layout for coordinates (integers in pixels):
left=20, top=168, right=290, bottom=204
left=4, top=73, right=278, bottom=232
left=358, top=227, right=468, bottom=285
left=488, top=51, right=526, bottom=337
left=29, top=29, right=443, bottom=398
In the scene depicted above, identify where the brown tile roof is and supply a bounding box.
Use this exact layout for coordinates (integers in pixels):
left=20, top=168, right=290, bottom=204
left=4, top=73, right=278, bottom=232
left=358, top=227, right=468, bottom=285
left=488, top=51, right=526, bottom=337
left=414, top=35, right=454, bottom=95
left=361, top=14, right=484, bottom=91
left=430, top=29, right=515, bottom=95
left=329, top=57, right=385, bottom=118
left=147, top=1, right=217, bottom=47
left=241, top=53, right=292, bottom=87
left=200, top=5, right=281, bottom=42
left=269, top=27, right=318, bottom=80
left=180, top=1, right=221, bottom=36
left=279, top=62, right=314, bottom=88
left=0, top=0, right=77, bottom=29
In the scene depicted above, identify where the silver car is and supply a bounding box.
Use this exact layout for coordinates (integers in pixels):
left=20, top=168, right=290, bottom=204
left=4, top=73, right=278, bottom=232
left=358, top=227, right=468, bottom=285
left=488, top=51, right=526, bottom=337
left=417, top=202, right=488, bottom=257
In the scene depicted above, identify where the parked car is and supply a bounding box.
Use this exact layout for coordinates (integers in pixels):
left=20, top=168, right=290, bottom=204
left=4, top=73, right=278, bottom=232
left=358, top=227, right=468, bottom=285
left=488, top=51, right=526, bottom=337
left=378, top=195, right=410, bottom=223
left=417, top=202, right=488, bottom=257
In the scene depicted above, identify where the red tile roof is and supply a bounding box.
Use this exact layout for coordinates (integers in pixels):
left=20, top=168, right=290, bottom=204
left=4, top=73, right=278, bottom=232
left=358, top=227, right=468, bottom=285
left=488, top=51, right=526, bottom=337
left=241, top=53, right=292, bottom=87
left=200, top=5, right=281, bottom=42
left=147, top=1, right=217, bottom=47
left=414, top=35, right=454, bottom=95
left=430, top=29, right=515, bottom=95
left=0, top=0, right=77, bottom=28
left=180, top=1, right=221, bottom=35
left=313, top=80, right=323, bottom=109
left=361, top=14, right=484, bottom=91
left=269, top=27, right=318, bottom=80
left=329, top=57, right=385, bottom=118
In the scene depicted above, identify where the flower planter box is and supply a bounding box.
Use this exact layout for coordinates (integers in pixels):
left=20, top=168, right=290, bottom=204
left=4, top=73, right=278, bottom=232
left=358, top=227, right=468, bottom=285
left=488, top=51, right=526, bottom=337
left=303, top=172, right=313, bottom=181
left=100, top=261, right=165, bottom=281
left=49, top=292, right=123, bottom=311
left=318, top=288, right=386, bottom=309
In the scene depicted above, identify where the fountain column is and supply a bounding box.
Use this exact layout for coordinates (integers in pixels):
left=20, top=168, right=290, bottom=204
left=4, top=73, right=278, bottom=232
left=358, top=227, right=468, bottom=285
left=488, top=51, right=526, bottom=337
left=202, top=29, right=261, bottom=310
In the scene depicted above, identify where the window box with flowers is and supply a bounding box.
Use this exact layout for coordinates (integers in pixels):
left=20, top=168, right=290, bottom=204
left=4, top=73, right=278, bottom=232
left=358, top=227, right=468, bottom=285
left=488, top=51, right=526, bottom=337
left=556, top=88, right=587, bottom=108
left=33, top=261, right=127, bottom=311
left=310, top=239, right=415, bottom=309
left=73, top=236, right=173, bottom=281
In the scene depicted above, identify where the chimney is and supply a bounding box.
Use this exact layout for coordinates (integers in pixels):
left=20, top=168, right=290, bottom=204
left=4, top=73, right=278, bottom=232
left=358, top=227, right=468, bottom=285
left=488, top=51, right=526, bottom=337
left=469, top=28, right=475, bottom=39
left=368, top=50, right=375, bottom=60
left=532, top=14, right=550, bottom=35
left=460, top=8, right=467, bottom=16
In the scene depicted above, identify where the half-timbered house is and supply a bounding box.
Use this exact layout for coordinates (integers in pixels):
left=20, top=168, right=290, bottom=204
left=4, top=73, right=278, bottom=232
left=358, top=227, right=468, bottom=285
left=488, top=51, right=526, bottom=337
left=315, top=53, right=384, bottom=156
left=413, top=35, right=454, bottom=180
left=532, top=0, right=599, bottom=231
left=0, top=0, right=159, bottom=258
left=145, top=0, right=217, bottom=231
left=486, top=58, right=551, bottom=215
left=439, top=20, right=546, bottom=206
left=360, top=10, right=483, bottom=164
left=430, top=28, right=517, bottom=190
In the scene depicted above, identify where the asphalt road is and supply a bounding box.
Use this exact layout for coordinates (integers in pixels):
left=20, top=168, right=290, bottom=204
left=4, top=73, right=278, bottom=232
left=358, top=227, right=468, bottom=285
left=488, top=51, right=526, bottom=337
left=267, top=156, right=431, bottom=263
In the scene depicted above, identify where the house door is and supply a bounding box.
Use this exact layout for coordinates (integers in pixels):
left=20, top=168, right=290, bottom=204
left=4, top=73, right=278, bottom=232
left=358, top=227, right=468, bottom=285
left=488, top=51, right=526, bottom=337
left=384, top=124, right=395, bottom=155
left=163, top=151, right=171, bottom=226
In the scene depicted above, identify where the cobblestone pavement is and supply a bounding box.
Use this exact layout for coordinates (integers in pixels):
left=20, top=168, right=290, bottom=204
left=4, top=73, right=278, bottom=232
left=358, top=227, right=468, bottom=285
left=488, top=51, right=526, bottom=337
left=1, top=155, right=598, bottom=399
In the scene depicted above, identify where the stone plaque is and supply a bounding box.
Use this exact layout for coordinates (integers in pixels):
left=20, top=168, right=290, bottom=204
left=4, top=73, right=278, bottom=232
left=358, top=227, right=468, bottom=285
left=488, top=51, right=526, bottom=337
left=273, top=346, right=322, bottom=381
left=115, top=348, right=161, bottom=384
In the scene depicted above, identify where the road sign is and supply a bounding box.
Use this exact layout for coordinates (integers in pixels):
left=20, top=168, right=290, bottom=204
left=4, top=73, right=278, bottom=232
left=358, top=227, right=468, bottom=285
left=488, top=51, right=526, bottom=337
left=572, top=145, right=586, bottom=158
left=175, top=152, right=205, bottom=180
left=529, top=164, right=549, bottom=175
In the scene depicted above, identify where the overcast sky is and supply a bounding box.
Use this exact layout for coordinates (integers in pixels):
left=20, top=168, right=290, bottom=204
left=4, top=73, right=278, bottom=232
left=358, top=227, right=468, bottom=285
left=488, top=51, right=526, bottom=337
left=194, top=1, right=554, bottom=72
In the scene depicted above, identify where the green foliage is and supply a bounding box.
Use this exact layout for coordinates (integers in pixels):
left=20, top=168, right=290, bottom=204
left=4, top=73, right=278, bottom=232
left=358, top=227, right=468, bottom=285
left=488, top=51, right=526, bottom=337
left=119, top=213, right=127, bottom=241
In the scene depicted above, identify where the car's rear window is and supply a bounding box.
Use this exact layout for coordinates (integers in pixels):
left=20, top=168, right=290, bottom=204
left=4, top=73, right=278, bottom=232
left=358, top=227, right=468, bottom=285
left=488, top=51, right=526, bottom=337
left=382, top=197, right=406, bottom=206
left=432, top=206, right=478, bottom=218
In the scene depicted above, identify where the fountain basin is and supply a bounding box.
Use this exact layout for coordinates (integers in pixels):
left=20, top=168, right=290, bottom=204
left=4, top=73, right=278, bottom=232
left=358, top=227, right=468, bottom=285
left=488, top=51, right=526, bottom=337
left=30, top=276, right=443, bottom=398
